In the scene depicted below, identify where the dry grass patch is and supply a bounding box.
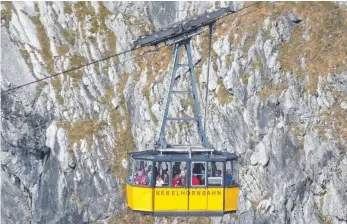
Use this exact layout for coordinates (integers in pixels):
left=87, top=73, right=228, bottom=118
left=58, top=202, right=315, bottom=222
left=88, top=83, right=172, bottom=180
left=34, top=81, right=47, bottom=101
left=279, top=2, right=347, bottom=93
left=216, top=80, right=233, bottom=105
left=51, top=78, right=64, bottom=105
left=29, top=14, right=55, bottom=75
left=57, top=119, right=108, bottom=149
left=259, top=83, right=289, bottom=100
left=107, top=211, right=154, bottom=224
left=109, top=75, right=135, bottom=179
left=57, top=44, right=70, bottom=56
left=19, top=49, right=34, bottom=72
left=1, top=2, right=13, bottom=29
left=317, top=91, right=347, bottom=147
left=122, top=13, right=155, bottom=35
left=176, top=217, right=211, bottom=224
left=134, top=45, right=173, bottom=98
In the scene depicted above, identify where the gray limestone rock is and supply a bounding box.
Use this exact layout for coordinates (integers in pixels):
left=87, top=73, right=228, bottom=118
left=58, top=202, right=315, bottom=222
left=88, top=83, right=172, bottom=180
left=1, top=2, right=347, bottom=224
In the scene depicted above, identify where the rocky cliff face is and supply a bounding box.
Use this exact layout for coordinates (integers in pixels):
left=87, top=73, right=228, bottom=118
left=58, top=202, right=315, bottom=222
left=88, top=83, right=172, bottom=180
left=1, top=2, right=347, bottom=224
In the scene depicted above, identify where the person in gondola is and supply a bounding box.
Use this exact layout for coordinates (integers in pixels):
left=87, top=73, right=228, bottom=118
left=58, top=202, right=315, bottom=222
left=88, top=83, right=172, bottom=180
left=226, top=169, right=233, bottom=185
left=159, top=168, right=164, bottom=179
left=145, top=165, right=152, bottom=175
left=179, top=170, right=186, bottom=186
left=200, top=169, right=205, bottom=185
left=156, top=175, right=164, bottom=186
left=172, top=173, right=180, bottom=186
left=192, top=174, right=200, bottom=186
left=147, top=171, right=152, bottom=185
left=134, top=170, right=148, bottom=186
left=163, top=172, right=169, bottom=185
left=215, top=170, right=222, bottom=177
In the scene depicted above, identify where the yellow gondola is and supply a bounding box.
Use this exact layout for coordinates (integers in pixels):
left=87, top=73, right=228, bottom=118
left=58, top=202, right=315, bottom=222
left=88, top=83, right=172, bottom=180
left=126, top=5, right=240, bottom=217
left=126, top=149, right=239, bottom=216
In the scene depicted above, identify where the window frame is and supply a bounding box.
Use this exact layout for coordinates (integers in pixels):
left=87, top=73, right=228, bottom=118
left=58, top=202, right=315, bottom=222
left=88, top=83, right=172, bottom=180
left=207, top=161, right=224, bottom=187
left=190, top=161, right=207, bottom=188
left=127, top=157, right=136, bottom=185
left=154, top=161, right=172, bottom=188
left=128, top=159, right=153, bottom=188
left=171, top=161, right=188, bottom=188
left=225, top=160, right=239, bottom=188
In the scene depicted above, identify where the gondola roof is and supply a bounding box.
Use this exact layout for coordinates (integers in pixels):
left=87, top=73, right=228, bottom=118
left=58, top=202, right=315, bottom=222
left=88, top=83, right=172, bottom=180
left=128, top=149, right=238, bottom=161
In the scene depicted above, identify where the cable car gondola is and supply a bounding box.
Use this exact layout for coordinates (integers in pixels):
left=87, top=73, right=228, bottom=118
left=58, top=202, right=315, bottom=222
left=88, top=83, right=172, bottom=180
left=126, top=149, right=239, bottom=216
left=126, top=5, right=239, bottom=217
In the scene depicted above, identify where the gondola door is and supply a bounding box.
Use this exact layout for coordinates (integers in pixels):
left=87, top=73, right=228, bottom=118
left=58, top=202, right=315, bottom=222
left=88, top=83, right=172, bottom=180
left=153, top=161, right=189, bottom=212
left=188, top=161, right=208, bottom=211
left=207, top=161, right=224, bottom=212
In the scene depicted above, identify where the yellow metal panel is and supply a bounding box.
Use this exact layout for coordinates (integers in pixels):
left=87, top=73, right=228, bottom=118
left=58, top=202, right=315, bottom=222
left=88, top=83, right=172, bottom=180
left=224, top=187, right=239, bottom=211
left=127, top=184, right=153, bottom=212
left=207, top=188, right=224, bottom=211
left=126, top=184, right=133, bottom=208
left=189, top=188, right=207, bottom=211
left=154, top=188, right=188, bottom=211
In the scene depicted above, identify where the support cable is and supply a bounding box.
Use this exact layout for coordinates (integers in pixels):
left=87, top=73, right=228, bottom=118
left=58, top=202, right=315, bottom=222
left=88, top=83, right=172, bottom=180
left=204, top=24, right=213, bottom=133
left=1, top=48, right=135, bottom=93
left=1, top=1, right=265, bottom=94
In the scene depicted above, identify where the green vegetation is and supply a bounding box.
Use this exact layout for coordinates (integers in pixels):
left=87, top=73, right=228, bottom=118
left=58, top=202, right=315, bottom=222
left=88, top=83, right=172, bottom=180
left=70, top=55, right=86, bottom=67
left=71, top=2, right=118, bottom=55
left=1, top=2, right=12, bottom=29
left=19, top=49, right=34, bottom=72
left=251, top=200, right=260, bottom=211
left=241, top=75, right=249, bottom=86
left=56, top=44, right=70, bottom=56
left=318, top=211, right=332, bottom=224
left=34, top=82, right=47, bottom=101
left=29, top=15, right=55, bottom=75
left=71, top=192, right=83, bottom=207
left=51, top=78, right=64, bottom=105
left=61, top=28, right=76, bottom=46
left=98, top=84, right=114, bottom=104
left=63, top=3, right=73, bottom=14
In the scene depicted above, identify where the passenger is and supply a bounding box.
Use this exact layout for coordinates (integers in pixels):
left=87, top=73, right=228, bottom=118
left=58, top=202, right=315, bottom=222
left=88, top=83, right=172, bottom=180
left=134, top=170, right=148, bottom=186
left=192, top=174, right=200, bottom=186
left=173, top=163, right=181, bottom=174
left=172, top=174, right=180, bottom=186
left=179, top=170, right=186, bottom=186
left=193, top=163, right=200, bottom=174
left=226, top=169, right=233, bottom=185
left=215, top=170, right=222, bottom=177
left=145, top=165, right=152, bottom=175
left=200, top=169, right=205, bottom=185
left=200, top=164, right=205, bottom=175
left=147, top=171, right=152, bottom=185
left=159, top=168, right=164, bottom=179
left=127, top=175, right=133, bottom=184
left=163, top=173, right=169, bottom=186
left=156, top=175, right=164, bottom=186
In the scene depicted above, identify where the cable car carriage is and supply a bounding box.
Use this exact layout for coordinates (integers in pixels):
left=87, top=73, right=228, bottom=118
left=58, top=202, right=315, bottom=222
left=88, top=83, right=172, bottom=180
left=126, top=148, right=239, bottom=216
left=126, top=5, right=239, bottom=217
